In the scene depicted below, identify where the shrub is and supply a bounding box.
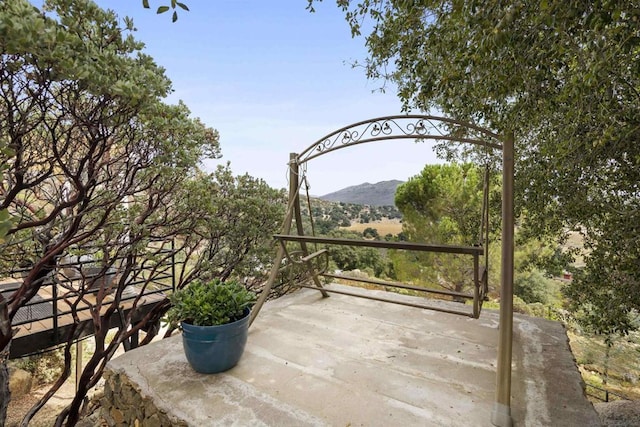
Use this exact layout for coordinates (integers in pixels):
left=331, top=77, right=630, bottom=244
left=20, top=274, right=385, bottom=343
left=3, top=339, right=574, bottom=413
left=12, top=348, right=65, bottom=385
left=514, top=269, right=554, bottom=304
left=165, top=279, right=256, bottom=328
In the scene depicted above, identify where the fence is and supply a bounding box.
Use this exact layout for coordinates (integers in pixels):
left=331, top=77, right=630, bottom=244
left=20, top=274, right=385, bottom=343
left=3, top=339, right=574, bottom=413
left=585, top=383, right=630, bottom=402
left=1, top=240, right=181, bottom=358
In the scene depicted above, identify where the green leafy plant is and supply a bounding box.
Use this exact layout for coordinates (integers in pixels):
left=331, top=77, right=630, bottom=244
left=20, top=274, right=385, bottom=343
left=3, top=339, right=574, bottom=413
left=165, top=279, right=256, bottom=328
left=142, top=0, right=189, bottom=22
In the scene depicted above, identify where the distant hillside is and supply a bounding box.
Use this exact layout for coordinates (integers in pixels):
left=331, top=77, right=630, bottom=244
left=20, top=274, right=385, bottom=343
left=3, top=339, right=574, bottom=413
left=319, top=180, right=404, bottom=207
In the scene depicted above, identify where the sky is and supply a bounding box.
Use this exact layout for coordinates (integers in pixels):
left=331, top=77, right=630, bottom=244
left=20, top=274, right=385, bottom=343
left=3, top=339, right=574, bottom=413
left=94, top=1, right=440, bottom=195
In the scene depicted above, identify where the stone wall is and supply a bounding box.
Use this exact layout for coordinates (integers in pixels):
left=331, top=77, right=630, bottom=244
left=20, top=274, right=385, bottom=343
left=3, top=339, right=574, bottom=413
left=100, top=369, right=187, bottom=427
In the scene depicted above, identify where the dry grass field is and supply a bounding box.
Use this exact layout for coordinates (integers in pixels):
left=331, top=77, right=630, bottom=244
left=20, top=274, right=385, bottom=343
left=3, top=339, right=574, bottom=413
left=343, top=218, right=403, bottom=236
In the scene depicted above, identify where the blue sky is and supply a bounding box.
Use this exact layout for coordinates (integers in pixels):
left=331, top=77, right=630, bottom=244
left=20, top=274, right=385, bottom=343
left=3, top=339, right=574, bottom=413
left=96, top=1, right=439, bottom=194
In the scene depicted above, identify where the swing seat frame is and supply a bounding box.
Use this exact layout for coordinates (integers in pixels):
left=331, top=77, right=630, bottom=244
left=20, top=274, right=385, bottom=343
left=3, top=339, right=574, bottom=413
left=252, top=115, right=503, bottom=323
left=249, top=114, right=516, bottom=426
left=274, top=233, right=489, bottom=318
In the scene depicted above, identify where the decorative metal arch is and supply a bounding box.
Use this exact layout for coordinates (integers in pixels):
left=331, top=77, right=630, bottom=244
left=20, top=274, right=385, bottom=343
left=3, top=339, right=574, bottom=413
left=250, top=114, right=515, bottom=427
left=297, top=115, right=502, bottom=164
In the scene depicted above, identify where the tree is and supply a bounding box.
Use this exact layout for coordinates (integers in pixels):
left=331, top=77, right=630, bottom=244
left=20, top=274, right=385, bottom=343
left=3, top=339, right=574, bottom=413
left=0, top=1, right=214, bottom=422
left=0, top=1, right=284, bottom=424
left=512, top=234, right=567, bottom=306
left=313, top=0, right=640, bottom=333
left=565, top=234, right=640, bottom=335
left=393, top=164, right=487, bottom=296
left=362, top=227, right=379, bottom=239
left=325, top=229, right=389, bottom=277
left=179, top=165, right=286, bottom=286
left=514, top=270, right=553, bottom=305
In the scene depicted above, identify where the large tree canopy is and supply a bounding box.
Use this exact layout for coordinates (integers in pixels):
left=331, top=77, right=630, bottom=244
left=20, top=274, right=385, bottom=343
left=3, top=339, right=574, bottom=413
left=0, top=0, right=217, bottom=423
left=0, top=0, right=285, bottom=424
left=313, top=0, right=640, bottom=334
left=396, top=163, right=485, bottom=246
left=394, top=163, right=488, bottom=296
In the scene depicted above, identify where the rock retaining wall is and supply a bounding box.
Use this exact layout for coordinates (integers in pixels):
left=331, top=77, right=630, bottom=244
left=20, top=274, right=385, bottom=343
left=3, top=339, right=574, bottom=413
left=100, top=369, right=187, bottom=427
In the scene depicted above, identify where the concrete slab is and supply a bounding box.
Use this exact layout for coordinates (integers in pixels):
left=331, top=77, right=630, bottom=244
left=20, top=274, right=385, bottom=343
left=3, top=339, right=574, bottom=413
left=106, top=284, right=601, bottom=426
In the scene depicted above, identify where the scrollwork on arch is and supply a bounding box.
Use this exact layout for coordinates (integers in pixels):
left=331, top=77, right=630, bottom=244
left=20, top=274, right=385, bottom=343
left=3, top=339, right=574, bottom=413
left=297, top=115, right=502, bottom=164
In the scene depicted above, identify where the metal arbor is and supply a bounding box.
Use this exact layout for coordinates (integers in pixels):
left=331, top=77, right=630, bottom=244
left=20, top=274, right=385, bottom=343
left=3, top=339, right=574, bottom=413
left=251, top=115, right=515, bottom=427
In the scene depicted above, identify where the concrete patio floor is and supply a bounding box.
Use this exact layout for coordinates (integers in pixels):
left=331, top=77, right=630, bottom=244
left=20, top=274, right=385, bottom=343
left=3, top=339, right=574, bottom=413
left=107, top=283, right=601, bottom=426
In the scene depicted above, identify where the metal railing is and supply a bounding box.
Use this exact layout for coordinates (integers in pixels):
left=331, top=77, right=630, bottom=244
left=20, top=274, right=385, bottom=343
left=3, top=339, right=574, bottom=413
left=585, top=383, right=630, bottom=402
left=1, top=241, right=182, bottom=357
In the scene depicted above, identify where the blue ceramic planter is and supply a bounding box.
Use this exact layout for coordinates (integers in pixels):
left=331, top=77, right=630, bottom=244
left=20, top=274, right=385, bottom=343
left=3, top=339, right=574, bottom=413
left=180, top=309, right=250, bottom=374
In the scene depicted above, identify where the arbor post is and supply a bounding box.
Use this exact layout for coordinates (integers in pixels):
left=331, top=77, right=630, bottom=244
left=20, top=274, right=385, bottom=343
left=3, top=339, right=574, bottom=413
left=492, top=132, right=515, bottom=427
left=250, top=154, right=299, bottom=325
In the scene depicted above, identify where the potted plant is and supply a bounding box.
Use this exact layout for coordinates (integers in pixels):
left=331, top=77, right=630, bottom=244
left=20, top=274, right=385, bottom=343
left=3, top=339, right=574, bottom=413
left=165, top=279, right=256, bottom=374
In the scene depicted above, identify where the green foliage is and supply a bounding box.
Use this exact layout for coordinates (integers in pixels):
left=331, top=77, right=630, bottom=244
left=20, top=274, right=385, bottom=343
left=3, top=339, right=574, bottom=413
left=512, top=295, right=533, bottom=316
left=300, top=199, right=400, bottom=235
left=514, top=269, right=554, bottom=305
left=565, top=232, right=640, bottom=336
left=177, top=165, right=286, bottom=282
left=393, top=164, right=490, bottom=294
left=142, top=0, right=189, bottom=22
left=362, top=227, right=379, bottom=239
left=325, top=229, right=389, bottom=277
left=0, top=210, right=11, bottom=243
left=0, top=0, right=280, bottom=423
left=569, top=331, right=640, bottom=399
left=515, top=231, right=572, bottom=279
left=315, top=0, right=640, bottom=334
left=396, top=163, right=487, bottom=245
left=166, top=279, right=256, bottom=327
left=0, top=0, right=220, bottom=275
left=314, top=219, right=337, bottom=235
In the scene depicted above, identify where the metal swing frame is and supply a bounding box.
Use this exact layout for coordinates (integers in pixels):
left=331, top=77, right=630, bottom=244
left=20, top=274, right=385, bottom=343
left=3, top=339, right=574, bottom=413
left=250, top=115, right=515, bottom=427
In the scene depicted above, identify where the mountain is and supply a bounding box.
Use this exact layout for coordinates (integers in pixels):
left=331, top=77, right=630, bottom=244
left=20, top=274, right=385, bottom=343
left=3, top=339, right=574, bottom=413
left=319, top=180, right=404, bottom=207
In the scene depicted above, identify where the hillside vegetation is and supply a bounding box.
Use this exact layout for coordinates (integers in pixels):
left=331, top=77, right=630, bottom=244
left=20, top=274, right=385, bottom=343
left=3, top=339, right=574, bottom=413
left=301, top=198, right=402, bottom=235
